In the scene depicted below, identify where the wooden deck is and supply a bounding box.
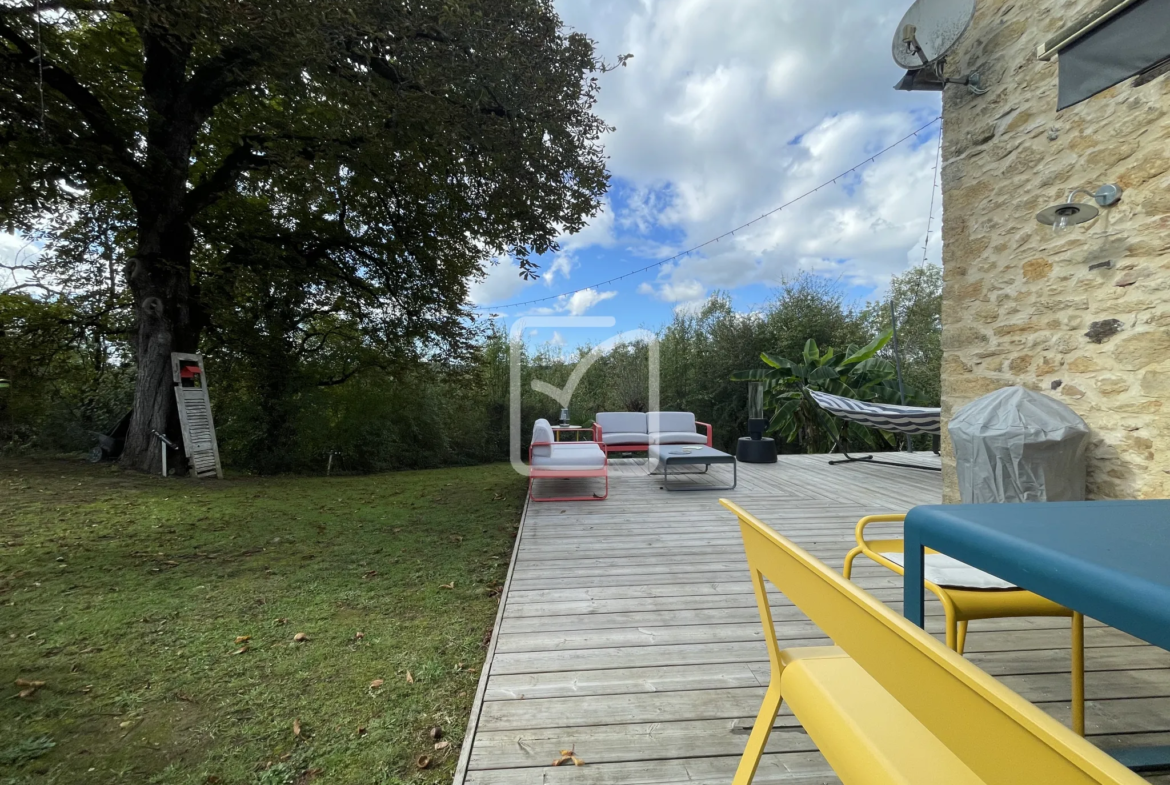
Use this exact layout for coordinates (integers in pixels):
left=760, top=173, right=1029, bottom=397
left=454, top=453, right=1170, bottom=784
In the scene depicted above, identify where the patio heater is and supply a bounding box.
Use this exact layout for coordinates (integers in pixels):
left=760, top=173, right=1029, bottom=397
left=736, top=382, right=777, bottom=464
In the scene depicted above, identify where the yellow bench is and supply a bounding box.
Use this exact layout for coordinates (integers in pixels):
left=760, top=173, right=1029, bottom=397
left=721, top=499, right=1143, bottom=785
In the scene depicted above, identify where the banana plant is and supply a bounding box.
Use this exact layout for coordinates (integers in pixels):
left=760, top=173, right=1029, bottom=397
left=731, top=329, right=909, bottom=453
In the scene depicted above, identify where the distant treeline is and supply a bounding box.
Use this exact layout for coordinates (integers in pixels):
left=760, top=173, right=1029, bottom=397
left=0, top=268, right=940, bottom=474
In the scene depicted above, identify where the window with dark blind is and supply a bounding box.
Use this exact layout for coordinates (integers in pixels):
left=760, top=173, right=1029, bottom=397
left=1039, top=0, right=1170, bottom=110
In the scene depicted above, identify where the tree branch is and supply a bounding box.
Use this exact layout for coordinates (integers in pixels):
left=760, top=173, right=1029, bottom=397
left=0, top=1, right=109, bottom=16
left=316, top=366, right=365, bottom=387
left=0, top=19, right=144, bottom=195
left=183, top=139, right=268, bottom=217
left=186, top=43, right=263, bottom=120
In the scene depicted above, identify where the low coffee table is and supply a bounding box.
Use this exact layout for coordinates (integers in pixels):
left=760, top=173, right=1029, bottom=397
left=648, top=445, right=737, bottom=491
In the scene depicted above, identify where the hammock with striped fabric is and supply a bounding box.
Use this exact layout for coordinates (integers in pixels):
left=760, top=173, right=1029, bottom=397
left=807, top=390, right=941, bottom=436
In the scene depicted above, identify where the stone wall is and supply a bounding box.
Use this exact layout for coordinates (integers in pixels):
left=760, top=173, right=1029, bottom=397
left=939, top=0, right=1170, bottom=501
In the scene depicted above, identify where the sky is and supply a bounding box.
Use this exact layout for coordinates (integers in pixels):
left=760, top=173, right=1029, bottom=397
left=469, top=0, right=944, bottom=351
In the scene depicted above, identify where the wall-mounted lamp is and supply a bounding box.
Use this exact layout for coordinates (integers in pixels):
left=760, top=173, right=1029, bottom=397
left=1036, top=184, right=1123, bottom=233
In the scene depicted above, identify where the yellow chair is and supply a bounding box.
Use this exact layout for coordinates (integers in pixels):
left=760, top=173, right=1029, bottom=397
left=721, top=499, right=1140, bottom=785
left=843, top=513, right=1085, bottom=735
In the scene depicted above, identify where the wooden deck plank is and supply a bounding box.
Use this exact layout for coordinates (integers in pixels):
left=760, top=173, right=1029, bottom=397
left=454, top=453, right=1170, bottom=783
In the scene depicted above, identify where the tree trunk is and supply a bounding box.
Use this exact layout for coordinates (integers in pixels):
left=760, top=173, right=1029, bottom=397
left=119, top=213, right=200, bottom=475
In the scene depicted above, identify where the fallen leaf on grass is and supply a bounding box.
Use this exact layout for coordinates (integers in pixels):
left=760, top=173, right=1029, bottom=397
left=439, top=582, right=454, bottom=590
left=231, top=645, right=249, bottom=655
left=415, top=755, right=431, bottom=769
left=553, top=748, right=585, bottom=767
left=405, top=671, right=414, bottom=684
left=369, top=679, right=384, bottom=689
left=16, top=687, right=37, bottom=699
left=293, top=718, right=301, bottom=738
left=434, top=740, right=450, bottom=751
left=235, top=635, right=251, bottom=644
left=448, top=535, right=463, bottom=544
left=362, top=570, right=377, bottom=579
left=354, top=632, right=364, bottom=640
left=15, top=679, right=45, bottom=688
left=293, top=632, right=309, bottom=643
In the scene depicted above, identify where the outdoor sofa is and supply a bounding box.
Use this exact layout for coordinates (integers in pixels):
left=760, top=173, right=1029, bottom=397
left=528, top=418, right=608, bottom=502
left=592, top=411, right=712, bottom=454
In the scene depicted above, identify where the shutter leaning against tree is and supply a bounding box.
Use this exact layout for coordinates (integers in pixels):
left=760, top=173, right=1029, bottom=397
left=171, top=353, right=223, bottom=479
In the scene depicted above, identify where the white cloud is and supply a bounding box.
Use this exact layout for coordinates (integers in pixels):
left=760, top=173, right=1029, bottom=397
left=555, top=0, right=942, bottom=300
left=467, top=255, right=535, bottom=307
left=550, top=331, right=566, bottom=346
left=564, top=287, right=618, bottom=316
left=545, top=253, right=574, bottom=286
left=638, top=277, right=705, bottom=303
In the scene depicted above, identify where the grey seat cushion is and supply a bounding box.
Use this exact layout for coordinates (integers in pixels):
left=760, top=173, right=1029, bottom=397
left=648, top=411, right=697, bottom=434
left=648, top=431, right=707, bottom=445
left=880, top=552, right=1017, bottom=590
left=601, top=432, right=649, bottom=446
left=531, top=443, right=606, bottom=470
left=596, top=412, right=648, bottom=435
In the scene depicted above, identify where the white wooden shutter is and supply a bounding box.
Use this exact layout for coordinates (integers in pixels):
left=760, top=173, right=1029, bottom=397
left=171, top=353, right=223, bottom=479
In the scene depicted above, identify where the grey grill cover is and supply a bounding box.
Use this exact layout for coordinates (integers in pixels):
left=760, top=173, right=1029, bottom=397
left=949, top=386, right=1090, bottom=503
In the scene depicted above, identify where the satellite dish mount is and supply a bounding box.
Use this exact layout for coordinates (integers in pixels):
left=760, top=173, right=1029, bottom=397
left=892, top=0, right=986, bottom=94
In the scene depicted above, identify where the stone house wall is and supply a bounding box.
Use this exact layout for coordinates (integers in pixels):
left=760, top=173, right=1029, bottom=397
left=939, top=0, right=1170, bottom=501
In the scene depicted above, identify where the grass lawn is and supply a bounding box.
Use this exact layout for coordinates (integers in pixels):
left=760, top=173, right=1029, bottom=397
left=0, top=458, right=526, bottom=785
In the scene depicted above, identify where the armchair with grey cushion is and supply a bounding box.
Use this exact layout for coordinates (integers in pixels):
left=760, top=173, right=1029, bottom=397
left=528, top=418, right=608, bottom=502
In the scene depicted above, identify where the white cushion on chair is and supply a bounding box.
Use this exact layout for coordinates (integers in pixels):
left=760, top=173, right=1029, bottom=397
left=880, top=552, right=1017, bottom=590
left=648, top=411, right=696, bottom=434
left=596, top=412, right=648, bottom=435
left=531, top=419, right=556, bottom=459
left=531, top=443, right=606, bottom=470
left=648, top=431, right=708, bottom=445
left=601, top=432, right=649, bottom=446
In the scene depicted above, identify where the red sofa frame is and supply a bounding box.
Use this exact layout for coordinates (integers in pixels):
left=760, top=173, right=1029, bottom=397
left=591, top=421, right=713, bottom=454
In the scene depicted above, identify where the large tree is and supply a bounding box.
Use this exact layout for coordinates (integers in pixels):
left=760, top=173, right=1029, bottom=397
left=0, top=0, right=612, bottom=472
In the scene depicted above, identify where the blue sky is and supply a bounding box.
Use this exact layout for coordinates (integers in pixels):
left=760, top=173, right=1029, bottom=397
left=468, top=0, right=944, bottom=351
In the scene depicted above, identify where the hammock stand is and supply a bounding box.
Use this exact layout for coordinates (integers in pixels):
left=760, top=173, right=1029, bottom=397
left=808, top=389, right=942, bottom=472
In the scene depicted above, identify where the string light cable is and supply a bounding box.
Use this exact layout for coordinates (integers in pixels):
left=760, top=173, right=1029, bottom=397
left=920, top=126, right=943, bottom=266
left=476, top=115, right=942, bottom=312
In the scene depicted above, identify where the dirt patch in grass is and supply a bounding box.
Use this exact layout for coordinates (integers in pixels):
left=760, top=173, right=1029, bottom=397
left=0, top=458, right=525, bottom=784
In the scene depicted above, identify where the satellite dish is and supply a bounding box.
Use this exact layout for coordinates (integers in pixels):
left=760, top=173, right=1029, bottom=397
left=891, top=0, right=985, bottom=94
left=892, top=0, right=975, bottom=69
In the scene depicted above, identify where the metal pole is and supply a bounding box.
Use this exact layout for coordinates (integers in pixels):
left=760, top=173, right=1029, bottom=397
left=161, top=439, right=168, bottom=478
left=889, top=299, right=910, bottom=452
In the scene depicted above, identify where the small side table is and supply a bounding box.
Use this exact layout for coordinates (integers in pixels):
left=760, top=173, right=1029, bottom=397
left=736, top=437, right=777, bottom=463
left=552, top=426, right=593, bottom=442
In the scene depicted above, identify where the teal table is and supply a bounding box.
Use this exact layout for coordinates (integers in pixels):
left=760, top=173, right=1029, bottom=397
left=904, top=500, right=1170, bottom=771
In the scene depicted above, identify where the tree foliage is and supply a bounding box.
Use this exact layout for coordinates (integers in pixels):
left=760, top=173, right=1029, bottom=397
left=861, top=263, right=943, bottom=405
left=0, top=0, right=615, bottom=472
